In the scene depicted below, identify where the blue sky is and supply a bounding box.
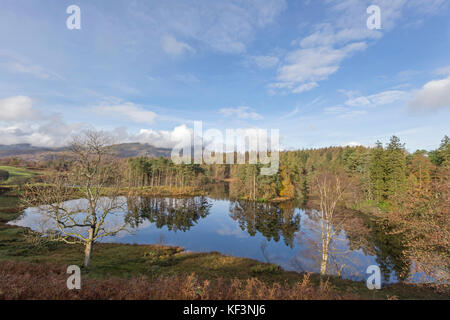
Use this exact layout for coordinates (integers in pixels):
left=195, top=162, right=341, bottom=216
left=0, top=0, right=449, bottom=151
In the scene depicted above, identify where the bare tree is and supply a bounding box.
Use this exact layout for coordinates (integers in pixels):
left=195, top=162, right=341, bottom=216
left=22, top=131, right=129, bottom=268
left=313, top=170, right=351, bottom=276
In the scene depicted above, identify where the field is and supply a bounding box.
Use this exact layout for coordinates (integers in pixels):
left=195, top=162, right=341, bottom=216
left=0, top=166, right=39, bottom=186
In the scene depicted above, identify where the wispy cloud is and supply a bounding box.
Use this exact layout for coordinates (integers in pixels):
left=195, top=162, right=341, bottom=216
left=434, top=65, right=450, bottom=76
left=132, top=0, right=287, bottom=54
left=161, top=34, right=195, bottom=56
left=344, top=90, right=406, bottom=107
left=0, top=51, right=63, bottom=80
left=92, top=102, right=157, bottom=125
left=246, top=55, right=279, bottom=69
left=219, top=106, right=263, bottom=120
left=324, top=106, right=367, bottom=119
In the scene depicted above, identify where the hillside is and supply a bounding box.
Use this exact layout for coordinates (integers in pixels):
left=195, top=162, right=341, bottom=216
left=0, top=143, right=172, bottom=160
left=109, top=143, right=171, bottom=158
left=0, top=144, right=64, bottom=158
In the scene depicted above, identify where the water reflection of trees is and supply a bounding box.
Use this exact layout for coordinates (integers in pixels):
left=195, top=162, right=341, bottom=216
left=126, top=197, right=212, bottom=232
left=296, top=208, right=411, bottom=281
left=205, top=183, right=230, bottom=200
left=228, top=200, right=301, bottom=248
left=343, top=216, right=411, bottom=282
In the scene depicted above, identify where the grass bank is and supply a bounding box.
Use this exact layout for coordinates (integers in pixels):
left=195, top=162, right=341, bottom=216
left=0, top=189, right=448, bottom=300
left=122, top=185, right=206, bottom=197
left=0, top=166, right=40, bottom=186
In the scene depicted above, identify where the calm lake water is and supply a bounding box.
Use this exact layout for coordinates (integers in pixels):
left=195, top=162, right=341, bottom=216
left=9, top=190, right=431, bottom=284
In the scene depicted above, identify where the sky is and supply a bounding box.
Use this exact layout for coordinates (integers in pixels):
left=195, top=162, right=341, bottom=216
left=0, top=0, right=449, bottom=152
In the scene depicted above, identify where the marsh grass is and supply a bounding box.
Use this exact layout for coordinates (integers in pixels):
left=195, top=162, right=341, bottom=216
left=0, top=260, right=353, bottom=300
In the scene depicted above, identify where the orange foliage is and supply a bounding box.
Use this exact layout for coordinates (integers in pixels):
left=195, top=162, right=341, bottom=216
left=0, top=261, right=356, bottom=300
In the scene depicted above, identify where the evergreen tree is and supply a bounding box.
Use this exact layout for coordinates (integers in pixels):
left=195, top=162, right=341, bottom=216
left=384, top=136, right=406, bottom=199
left=429, top=135, right=450, bottom=167
left=369, top=141, right=386, bottom=201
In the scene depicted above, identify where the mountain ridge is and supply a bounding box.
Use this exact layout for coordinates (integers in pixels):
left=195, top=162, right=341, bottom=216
left=0, top=143, right=172, bottom=160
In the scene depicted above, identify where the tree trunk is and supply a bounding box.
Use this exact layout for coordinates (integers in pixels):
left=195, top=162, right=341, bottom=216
left=84, top=241, right=92, bottom=268
left=320, top=229, right=330, bottom=276
left=320, top=250, right=328, bottom=275
left=84, top=227, right=95, bottom=268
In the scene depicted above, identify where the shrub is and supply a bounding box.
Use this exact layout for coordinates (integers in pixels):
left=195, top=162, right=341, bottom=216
left=250, top=263, right=281, bottom=274
left=0, top=170, right=9, bottom=182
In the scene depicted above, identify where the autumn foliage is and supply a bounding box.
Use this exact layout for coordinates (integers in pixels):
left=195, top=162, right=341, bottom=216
left=0, top=261, right=355, bottom=300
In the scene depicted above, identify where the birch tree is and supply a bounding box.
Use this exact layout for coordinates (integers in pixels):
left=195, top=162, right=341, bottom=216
left=313, top=170, right=350, bottom=276
left=22, top=131, right=129, bottom=268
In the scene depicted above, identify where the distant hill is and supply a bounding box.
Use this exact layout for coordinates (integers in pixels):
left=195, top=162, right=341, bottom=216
left=0, top=143, right=171, bottom=160
left=0, top=144, right=65, bottom=158
left=109, top=143, right=171, bottom=158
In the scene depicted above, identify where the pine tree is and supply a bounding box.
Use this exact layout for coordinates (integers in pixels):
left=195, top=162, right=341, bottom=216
left=369, top=141, right=386, bottom=201
left=429, top=135, right=450, bottom=167
left=384, top=136, right=406, bottom=199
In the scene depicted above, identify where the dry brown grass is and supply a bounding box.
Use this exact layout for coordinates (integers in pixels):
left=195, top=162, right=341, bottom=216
left=0, top=260, right=358, bottom=300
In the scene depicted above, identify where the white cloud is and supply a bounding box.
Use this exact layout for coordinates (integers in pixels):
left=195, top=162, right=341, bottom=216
left=324, top=106, right=347, bottom=115
left=408, top=76, right=450, bottom=111
left=272, top=42, right=366, bottom=93
left=0, top=97, right=263, bottom=150
left=93, top=102, right=157, bottom=125
left=324, top=90, right=406, bottom=119
left=161, top=34, right=195, bottom=56
left=292, top=82, right=318, bottom=94
left=247, top=55, right=279, bottom=69
left=0, top=115, right=82, bottom=147
left=0, top=95, right=85, bottom=147
left=0, top=113, right=194, bottom=149
left=219, top=106, right=263, bottom=120
left=343, top=141, right=364, bottom=147
left=134, top=125, right=193, bottom=149
left=0, top=96, right=39, bottom=121
left=345, top=90, right=406, bottom=107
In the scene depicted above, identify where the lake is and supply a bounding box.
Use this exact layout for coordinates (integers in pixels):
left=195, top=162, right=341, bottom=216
left=9, top=191, right=430, bottom=284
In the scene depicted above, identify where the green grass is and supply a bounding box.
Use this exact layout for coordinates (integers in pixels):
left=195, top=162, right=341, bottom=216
left=0, top=166, right=39, bottom=185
